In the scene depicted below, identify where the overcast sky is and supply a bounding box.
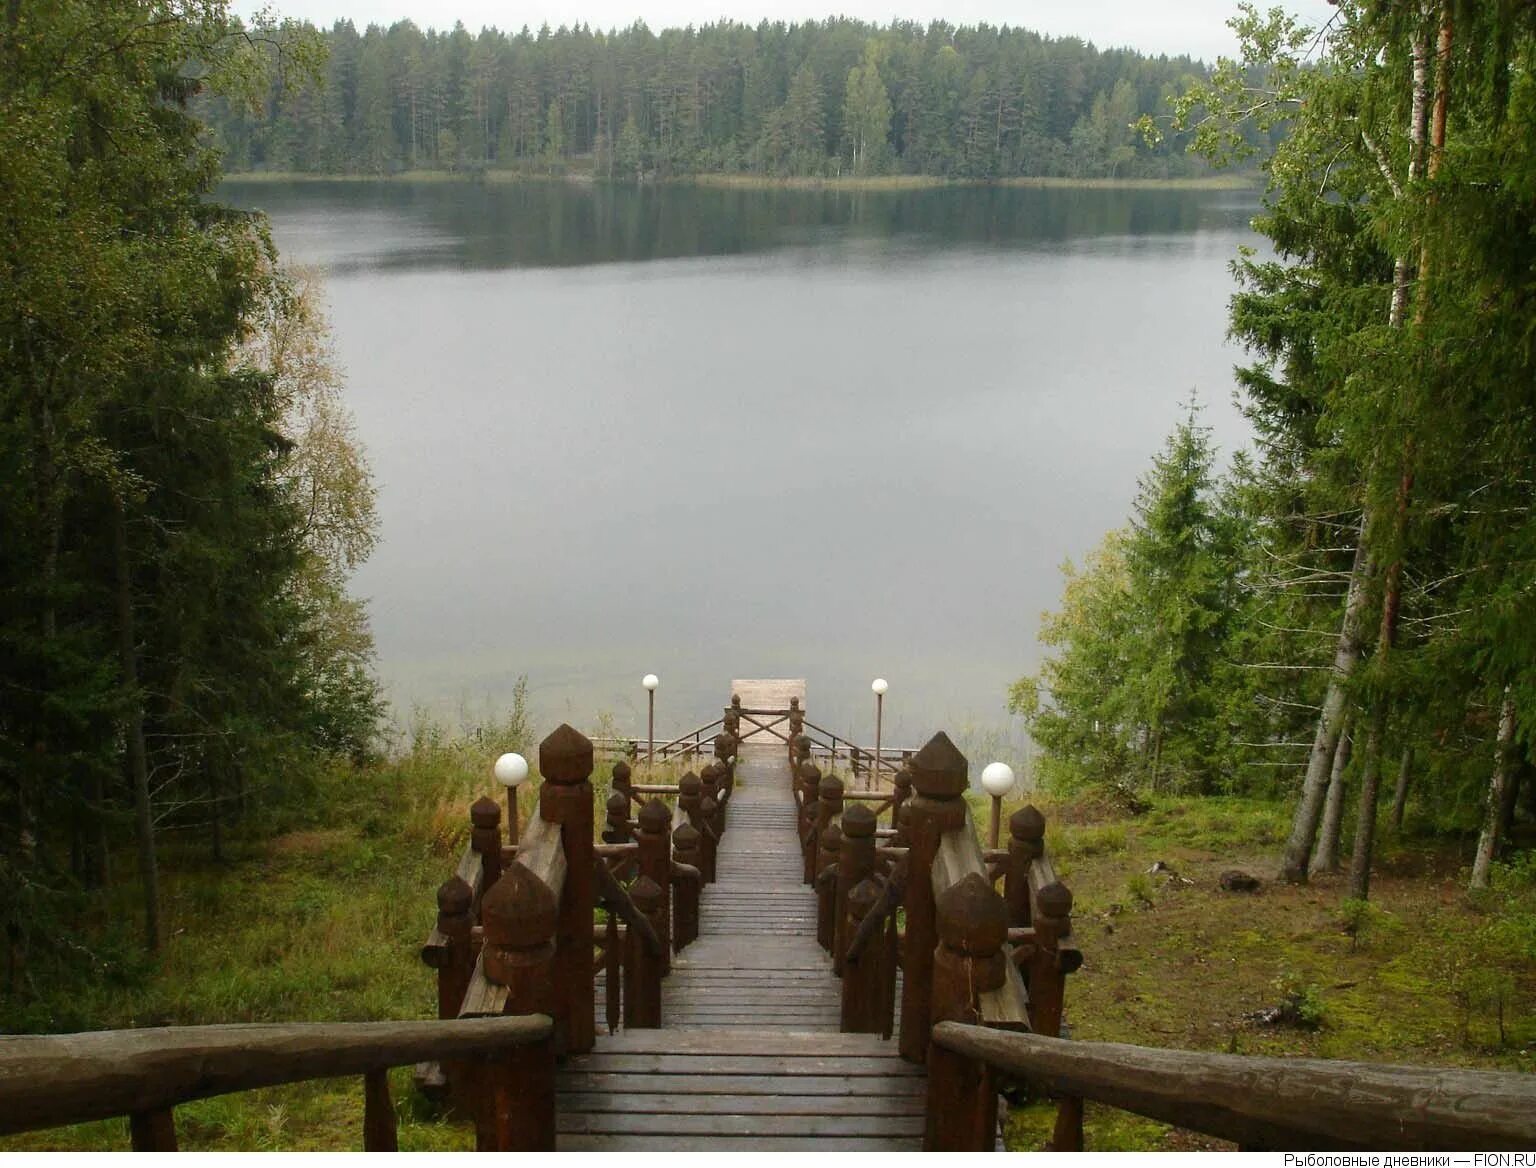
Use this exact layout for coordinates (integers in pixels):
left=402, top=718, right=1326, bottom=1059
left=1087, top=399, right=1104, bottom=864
left=241, top=0, right=1337, bottom=64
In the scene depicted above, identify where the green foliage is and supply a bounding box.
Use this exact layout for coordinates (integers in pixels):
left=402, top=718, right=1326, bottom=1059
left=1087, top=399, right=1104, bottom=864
left=1013, top=405, right=1240, bottom=796
left=197, top=19, right=1216, bottom=181
left=0, top=1, right=381, bottom=985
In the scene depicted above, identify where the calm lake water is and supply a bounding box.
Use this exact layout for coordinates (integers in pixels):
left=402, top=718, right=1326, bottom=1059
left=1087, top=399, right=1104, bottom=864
left=221, top=179, right=1259, bottom=756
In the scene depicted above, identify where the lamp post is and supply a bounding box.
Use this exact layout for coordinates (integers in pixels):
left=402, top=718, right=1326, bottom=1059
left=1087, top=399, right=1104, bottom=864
left=494, top=752, right=530, bottom=846
left=642, top=674, right=660, bottom=772
left=870, top=678, right=888, bottom=791
left=981, top=761, right=1016, bottom=850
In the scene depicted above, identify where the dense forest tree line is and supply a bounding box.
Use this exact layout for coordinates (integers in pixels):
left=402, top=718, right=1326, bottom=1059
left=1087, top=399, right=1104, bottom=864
left=1015, top=2, right=1536, bottom=901
left=1, top=1, right=379, bottom=985
left=198, top=17, right=1234, bottom=180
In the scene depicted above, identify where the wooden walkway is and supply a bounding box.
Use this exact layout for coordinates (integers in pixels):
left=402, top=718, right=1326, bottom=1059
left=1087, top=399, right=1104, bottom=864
left=557, top=742, right=926, bottom=1150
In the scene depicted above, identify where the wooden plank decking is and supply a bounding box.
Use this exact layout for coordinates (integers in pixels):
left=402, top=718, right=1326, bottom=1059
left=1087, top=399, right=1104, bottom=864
left=558, top=707, right=926, bottom=1151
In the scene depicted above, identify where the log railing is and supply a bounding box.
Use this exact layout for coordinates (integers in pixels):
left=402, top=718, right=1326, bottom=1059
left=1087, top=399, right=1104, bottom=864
left=928, top=1025, right=1536, bottom=1152
left=0, top=1017, right=552, bottom=1151
left=418, top=719, right=739, bottom=1149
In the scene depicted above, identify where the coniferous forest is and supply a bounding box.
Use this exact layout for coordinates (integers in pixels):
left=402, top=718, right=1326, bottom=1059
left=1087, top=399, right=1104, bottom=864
left=200, top=19, right=1233, bottom=180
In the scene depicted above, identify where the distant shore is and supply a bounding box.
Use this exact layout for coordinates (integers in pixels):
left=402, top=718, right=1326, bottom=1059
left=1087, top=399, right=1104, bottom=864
left=219, top=169, right=1258, bottom=193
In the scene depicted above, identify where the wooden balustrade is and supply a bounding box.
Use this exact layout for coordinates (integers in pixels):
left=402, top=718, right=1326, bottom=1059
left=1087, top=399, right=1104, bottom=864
left=0, top=1017, right=552, bottom=1150
left=929, top=1024, right=1536, bottom=1152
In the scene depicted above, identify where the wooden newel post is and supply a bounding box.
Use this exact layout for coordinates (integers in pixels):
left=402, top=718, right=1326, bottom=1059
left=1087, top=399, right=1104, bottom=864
left=672, top=822, right=702, bottom=950
left=712, top=733, right=737, bottom=800
left=538, top=723, right=596, bottom=1055
left=470, top=796, right=503, bottom=898
left=815, top=822, right=842, bottom=953
left=477, top=863, right=559, bottom=1151
left=899, top=731, right=969, bottom=1064
left=925, top=873, right=1009, bottom=1151
left=637, top=799, right=673, bottom=970
left=835, top=804, right=877, bottom=977
left=891, top=762, right=913, bottom=830
left=1027, top=881, right=1074, bottom=1039
left=797, top=762, right=821, bottom=884
left=701, top=761, right=727, bottom=836
left=679, top=772, right=714, bottom=884
left=792, top=731, right=812, bottom=780
left=625, top=875, right=665, bottom=1029
left=841, top=877, right=888, bottom=1034
left=1005, top=806, right=1045, bottom=927
left=612, top=759, right=634, bottom=808
left=433, top=876, right=475, bottom=1021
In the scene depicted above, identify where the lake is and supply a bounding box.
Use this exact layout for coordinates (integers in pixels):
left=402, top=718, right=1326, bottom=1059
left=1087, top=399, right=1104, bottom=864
left=220, top=178, right=1260, bottom=760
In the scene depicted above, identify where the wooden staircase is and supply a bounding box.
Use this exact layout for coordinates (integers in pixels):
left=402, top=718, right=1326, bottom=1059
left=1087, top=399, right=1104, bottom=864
left=557, top=747, right=925, bottom=1149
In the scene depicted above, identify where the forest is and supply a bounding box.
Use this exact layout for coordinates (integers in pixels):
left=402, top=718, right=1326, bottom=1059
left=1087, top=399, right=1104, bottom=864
left=197, top=18, right=1237, bottom=180
left=1013, top=1, right=1536, bottom=943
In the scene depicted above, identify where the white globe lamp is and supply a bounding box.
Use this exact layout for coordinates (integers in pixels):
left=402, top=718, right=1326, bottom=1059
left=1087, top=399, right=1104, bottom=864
left=642, top=674, right=659, bottom=771
left=982, top=761, right=1016, bottom=849
left=494, top=752, right=529, bottom=844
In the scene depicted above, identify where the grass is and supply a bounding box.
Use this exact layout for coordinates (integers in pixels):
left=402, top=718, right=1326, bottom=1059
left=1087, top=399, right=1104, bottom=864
left=989, top=788, right=1536, bottom=1151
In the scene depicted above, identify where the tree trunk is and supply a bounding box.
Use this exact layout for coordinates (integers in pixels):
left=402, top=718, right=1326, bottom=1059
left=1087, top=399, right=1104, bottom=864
left=1389, top=745, right=1413, bottom=832
left=1316, top=720, right=1353, bottom=872
left=1469, top=691, right=1516, bottom=891
left=1348, top=709, right=1388, bottom=900
left=114, top=496, right=161, bottom=952
left=1279, top=538, right=1370, bottom=883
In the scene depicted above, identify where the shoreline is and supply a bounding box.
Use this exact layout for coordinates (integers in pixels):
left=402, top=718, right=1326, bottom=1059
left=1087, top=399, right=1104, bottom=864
left=219, top=169, right=1258, bottom=193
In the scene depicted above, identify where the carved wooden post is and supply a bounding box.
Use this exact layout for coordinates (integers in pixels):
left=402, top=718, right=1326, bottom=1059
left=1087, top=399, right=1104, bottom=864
left=434, top=876, right=475, bottom=1021
left=612, top=759, right=634, bottom=808
left=891, top=763, right=914, bottom=831
left=792, top=731, right=812, bottom=783
left=470, top=796, right=503, bottom=898
left=1028, top=881, right=1074, bottom=1039
left=637, top=798, right=673, bottom=972
left=835, top=804, right=876, bottom=977
left=363, top=1069, right=398, bottom=1152
left=429, top=875, right=475, bottom=1107
left=713, top=733, right=737, bottom=800
left=815, top=822, right=841, bottom=953
left=1005, top=806, right=1045, bottom=928
left=538, top=723, right=596, bottom=1055
left=477, top=863, right=558, bottom=1151
left=841, top=877, right=888, bottom=1034
left=926, top=873, right=1008, bottom=1151
left=698, top=796, right=720, bottom=884
left=797, top=762, right=821, bottom=884
left=899, top=731, right=968, bottom=1063
left=700, top=762, right=726, bottom=836
left=672, top=822, right=702, bottom=950
left=130, top=1110, right=177, bottom=1151
left=625, top=875, right=664, bottom=1028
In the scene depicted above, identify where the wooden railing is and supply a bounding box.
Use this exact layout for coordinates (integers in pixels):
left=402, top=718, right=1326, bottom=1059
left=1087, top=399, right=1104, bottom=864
left=929, top=1025, right=1536, bottom=1152
left=0, top=1016, right=551, bottom=1150
left=418, top=720, right=739, bottom=1149
left=792, top=728, right=1083, bottom=1150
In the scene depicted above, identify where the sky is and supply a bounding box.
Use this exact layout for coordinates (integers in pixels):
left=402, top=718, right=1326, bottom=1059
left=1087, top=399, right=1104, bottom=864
left=241, top=0, right=1338, bottom=64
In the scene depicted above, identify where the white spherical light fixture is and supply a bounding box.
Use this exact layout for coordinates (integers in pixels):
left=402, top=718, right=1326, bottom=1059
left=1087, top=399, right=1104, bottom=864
left=494, top=752, right=529, bottom=788
left=871, top=677, right=889, bottom=696
left=981, top=761, right=1016, bottom=798
left=642, top=673, right=660, bottom=692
